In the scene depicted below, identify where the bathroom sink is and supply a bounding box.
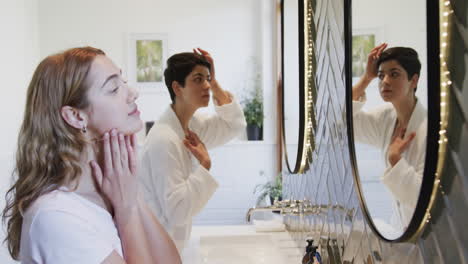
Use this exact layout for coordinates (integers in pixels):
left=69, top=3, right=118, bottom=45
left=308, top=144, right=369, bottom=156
left=200, top=234, right=272, bottom=246
left=198, top=234, right=288, bottom=264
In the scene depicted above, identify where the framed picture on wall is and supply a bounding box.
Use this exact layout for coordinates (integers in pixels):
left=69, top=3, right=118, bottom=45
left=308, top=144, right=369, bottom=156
left=127, top=33, right=168, bottom=93
left=351, top=28, right=383, bottom=78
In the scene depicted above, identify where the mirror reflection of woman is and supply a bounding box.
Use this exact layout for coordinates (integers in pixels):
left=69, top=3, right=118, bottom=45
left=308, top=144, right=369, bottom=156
left=352, top=43, right=427, bottom=233
left=2, top=47, right=181, bottom=263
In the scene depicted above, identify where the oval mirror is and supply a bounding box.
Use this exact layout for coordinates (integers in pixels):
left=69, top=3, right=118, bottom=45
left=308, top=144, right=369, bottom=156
left=281, top=0, right=306, bottom=174
left=347, top=0, right=440, bottom=241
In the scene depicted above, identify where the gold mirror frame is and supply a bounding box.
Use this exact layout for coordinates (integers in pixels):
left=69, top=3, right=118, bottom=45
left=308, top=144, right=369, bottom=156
left=280, top=0, right=317, bottom=174
left=346, top=0, right=450, bottom=242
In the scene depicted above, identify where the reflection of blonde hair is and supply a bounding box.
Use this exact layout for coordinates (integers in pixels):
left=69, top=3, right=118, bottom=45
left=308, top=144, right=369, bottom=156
left=2, top=47, right=105, bottom=260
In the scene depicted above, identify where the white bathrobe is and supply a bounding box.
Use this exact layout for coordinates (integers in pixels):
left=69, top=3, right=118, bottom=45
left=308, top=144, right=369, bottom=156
left=353, top=97, right=427, bottom=232
left=139, top=96, right=246, bottom=252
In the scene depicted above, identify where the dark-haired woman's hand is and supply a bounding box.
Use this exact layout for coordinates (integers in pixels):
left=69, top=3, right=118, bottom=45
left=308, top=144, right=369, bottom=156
left=352, top=43, right=388, bottom=100
left=364, top=43, right=388, bottom=82
left=183, top=130, right=211, bottom=170
left=388, top=128, right=416, bottom=167
left=194, top=47, right=215, bottom=80
left=90, top=129, right=139, bottom=225
left=193, top=47, right=232, bottom=105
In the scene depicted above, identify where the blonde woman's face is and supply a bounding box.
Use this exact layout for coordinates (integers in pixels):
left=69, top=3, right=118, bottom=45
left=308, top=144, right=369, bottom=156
left=84, top=55, right=142, bottom=137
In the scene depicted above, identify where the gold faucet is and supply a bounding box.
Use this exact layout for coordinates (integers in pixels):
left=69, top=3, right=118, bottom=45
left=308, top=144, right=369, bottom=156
left=246, top=199, right=355, bottom=222
left=246, top=199, right=310, bottom=222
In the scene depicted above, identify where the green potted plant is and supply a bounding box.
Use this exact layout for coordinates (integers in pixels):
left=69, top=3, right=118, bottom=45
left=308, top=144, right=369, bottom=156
left=253, top=172, right=283, bottom=206
left=242, top=81, right=264, bottom=141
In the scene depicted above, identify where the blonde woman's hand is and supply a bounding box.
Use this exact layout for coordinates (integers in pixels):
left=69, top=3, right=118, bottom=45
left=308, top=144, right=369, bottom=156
left=183, top=130, right=211, bottom=170
left=90, top=129, right=139, bottom=225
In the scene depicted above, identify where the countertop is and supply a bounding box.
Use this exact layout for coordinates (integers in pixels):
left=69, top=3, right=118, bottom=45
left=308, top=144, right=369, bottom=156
left=182, top=224, right=303, bottom=264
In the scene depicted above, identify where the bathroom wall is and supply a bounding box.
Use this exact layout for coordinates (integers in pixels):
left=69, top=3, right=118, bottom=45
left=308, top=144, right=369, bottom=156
left=0, top=0, right=39, bottom=262
left=283, top=0, right=468, bottom=263
left=37, top=0, right=275, bottom=134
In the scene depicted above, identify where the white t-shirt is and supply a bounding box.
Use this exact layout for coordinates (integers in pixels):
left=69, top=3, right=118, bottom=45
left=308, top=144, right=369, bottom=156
left=20, top=188, right=123, bottom=264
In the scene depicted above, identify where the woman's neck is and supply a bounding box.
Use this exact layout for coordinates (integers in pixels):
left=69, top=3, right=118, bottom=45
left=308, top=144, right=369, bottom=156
left=172, top=102, right=196, bottom=134
left=392, top=96, right=417, bottom=127
left=71, top=143, right=112, bottom=212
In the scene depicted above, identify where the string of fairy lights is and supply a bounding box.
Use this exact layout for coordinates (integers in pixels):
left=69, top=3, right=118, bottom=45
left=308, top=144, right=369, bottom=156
left=300, top=0, right=315, bottom=174
left=415, top=0, right=453, bottom=239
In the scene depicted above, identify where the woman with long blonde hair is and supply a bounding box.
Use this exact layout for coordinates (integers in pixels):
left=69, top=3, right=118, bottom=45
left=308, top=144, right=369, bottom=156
left=2, top=47, right=181, bottom=264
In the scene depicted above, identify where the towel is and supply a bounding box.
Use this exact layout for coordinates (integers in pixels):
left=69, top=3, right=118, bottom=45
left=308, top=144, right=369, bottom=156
left=253, top=219, right=286, bottom=232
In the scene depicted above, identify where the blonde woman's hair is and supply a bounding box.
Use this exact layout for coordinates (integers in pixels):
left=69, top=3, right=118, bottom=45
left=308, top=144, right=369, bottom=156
left=2, top=47, right=105, bottom=260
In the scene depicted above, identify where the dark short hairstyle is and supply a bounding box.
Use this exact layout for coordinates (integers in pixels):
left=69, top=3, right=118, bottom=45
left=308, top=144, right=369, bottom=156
left=163, top=52, right=211, bottom=103
left=377, top=47, right=421, bottom=80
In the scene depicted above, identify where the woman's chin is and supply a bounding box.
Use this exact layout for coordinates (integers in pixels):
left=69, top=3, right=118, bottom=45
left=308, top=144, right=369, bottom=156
left=202, top=97, right=210, bottom=107
left=116, top=120, right=144, bottom=135
left=129, top=120, right=144, bottom=134
left=380, top=95, right=392, bottom=102
left=196, top=102, right=209, bottom=109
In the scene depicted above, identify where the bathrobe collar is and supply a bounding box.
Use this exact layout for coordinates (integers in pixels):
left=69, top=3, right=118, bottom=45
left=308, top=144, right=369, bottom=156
left=405, top=98, right=426, bottom=134
left=158, top=105, right=192, bottom=139
left=389, top=98, right=426, bottom=135
left=383, top=98, right=426, bottom=165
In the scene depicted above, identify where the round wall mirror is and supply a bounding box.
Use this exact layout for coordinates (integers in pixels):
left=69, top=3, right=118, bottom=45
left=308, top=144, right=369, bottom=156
left=346, top=0, right=440, bottom=241
left=281, top=0, right=306, bottom=174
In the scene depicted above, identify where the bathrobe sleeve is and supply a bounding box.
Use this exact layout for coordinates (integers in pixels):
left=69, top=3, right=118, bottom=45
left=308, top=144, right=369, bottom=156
left=352, top=99, right=392, bottom=149
left=194, top=93, right=247, bottom=149
left=381, top=158, right=423, bottom=210
left=139, top=128, right=219, bottom=226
